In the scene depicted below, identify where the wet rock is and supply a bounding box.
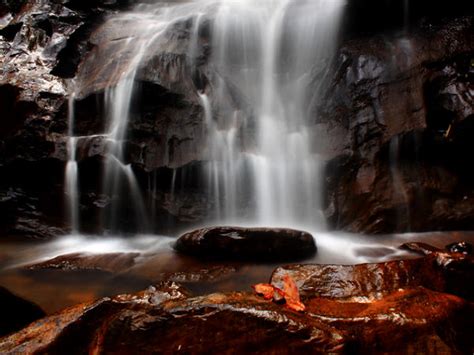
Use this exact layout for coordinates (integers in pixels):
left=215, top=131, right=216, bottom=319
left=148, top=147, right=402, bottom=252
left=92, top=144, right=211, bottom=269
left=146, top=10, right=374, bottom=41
left=305, top=287, right=473, bottom=354
left=24, top=252, right=139, bottom=274
left=155, top=265, right=238, bottom=284
left=175, top=227, right=317, bottom=261
left=272, top=242, right=474, bottom=301
left=446, top=241, right=473, bottom=255
left=0, top=286, right=45, bottom=337
left=0, top=0, right=135, bottom=239
left=321, top=17, right=474, bottom=234
left=0, top=289, right=347, bottom=354
left=1, top=270, right=472, bottom=353
left=271, top=258, right=442, bottom=299
left=141, top=280, right=190, bottom=305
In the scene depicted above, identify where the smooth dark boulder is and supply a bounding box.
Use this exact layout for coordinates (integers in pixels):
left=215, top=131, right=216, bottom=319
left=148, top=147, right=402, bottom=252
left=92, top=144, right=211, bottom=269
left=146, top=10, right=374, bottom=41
left=175, top=227, right=317, bottom=261
left=0, top=286, right=45, bottom=337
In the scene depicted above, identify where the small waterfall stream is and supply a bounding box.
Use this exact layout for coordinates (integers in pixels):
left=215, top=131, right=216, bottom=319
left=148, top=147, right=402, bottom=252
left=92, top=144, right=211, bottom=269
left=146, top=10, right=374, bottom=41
left=65, top=92, right=79, bottom=233
left=202, top=0, right=345, bottom=229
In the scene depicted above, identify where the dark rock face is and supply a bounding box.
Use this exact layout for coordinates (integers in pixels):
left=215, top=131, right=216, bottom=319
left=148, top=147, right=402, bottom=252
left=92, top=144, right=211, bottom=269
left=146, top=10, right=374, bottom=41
left=320, top=17, right=474, bottom=233
left=0, top=1, right=133, bottom=238
left=175, top=227, right=317, bottom=261
left=0, top=286, right=45, bottom=337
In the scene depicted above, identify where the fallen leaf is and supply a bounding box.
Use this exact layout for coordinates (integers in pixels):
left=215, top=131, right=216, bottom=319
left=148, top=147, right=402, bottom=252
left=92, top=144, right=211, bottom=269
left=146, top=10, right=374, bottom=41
left=285, top=298, right=306, bottom=312
left=282, top=275, right=305, bottom=312
left=252, top=275, right=305, bottom=312
left=252, top=283, right=275, bottom=300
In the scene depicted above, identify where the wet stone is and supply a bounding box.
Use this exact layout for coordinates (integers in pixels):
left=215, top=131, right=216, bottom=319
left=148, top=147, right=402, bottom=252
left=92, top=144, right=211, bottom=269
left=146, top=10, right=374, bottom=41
left=446, top=241, right=473, bottom=255
left=175, top=226, right=317, bottom=261
left=24, top=252, right=140, bottom=274
left=0, top=289, right=347, bottom=354
left=271, top=242, right=474, bottom=301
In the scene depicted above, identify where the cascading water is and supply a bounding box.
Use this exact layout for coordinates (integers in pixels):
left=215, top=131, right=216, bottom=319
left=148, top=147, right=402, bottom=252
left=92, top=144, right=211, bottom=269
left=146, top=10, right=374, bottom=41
left=197, top=0, right=346, bottom=229
left=66, top=0, right=346, bottom=234
left=65, top=91, right=79, bottom=233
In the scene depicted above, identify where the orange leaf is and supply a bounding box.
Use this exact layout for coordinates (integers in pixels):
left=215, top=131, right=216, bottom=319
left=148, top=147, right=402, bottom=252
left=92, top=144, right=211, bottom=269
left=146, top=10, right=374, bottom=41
left=282, top=275, right=305, bottom=312
left=252, top=283, right=275, bottom=300
left=285, top=298, right=306, bottom=312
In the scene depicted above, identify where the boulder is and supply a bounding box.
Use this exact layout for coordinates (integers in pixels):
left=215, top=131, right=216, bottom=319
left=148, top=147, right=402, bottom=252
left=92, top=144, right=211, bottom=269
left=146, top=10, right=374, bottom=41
left=175, top=226, right=317, bottom=261
left=0, top=286, right=45, bottom=337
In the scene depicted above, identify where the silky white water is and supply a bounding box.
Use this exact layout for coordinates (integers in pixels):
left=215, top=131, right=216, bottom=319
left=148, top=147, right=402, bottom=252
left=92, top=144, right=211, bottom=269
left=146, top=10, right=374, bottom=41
left=195, top=0, right=345, bottom=229
left=65, top=0, right=346, bottom=234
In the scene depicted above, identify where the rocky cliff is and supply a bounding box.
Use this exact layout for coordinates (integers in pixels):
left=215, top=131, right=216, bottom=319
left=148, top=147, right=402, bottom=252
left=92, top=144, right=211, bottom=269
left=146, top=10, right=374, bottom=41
left=0, top=0, right=473, bottom=238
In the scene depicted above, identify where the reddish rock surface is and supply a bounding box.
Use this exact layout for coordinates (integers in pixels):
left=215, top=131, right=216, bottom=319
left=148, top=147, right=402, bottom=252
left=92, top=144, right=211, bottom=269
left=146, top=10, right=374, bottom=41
left=0, top=285, right=346, bottom=354
left=175, top=227, right=317, bottom=261
left=305, top=287, right=473, bottom=353
left=0, top=280, right=471, bottom=353
left=271, top=242, right=474, bottom=301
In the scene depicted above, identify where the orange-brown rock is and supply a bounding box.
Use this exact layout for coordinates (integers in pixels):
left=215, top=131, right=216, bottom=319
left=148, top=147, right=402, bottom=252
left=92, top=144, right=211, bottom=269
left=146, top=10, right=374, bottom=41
left=305, top=287, right=473, bottom=353
left=271, top=242, right=474, bottom=301
left=0, top=285, right=346, bottom=354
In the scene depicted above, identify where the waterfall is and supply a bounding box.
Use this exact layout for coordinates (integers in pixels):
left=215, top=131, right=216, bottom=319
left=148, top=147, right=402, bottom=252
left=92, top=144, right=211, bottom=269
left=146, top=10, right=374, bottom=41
left=201, top=0, right=345, bottom=229
left=65, top=92, right=79, bottom=233
left=67, top=0, right=346, bottom=234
